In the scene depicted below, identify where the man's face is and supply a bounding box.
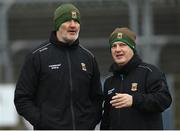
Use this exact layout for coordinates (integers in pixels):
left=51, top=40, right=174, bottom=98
left=57, top=20, right=80, bottom=43
left=111, top=41, right=134, bottom=66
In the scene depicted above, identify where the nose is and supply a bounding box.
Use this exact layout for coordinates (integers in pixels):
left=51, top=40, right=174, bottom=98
left=69, top=20, right=76, bottom=27
left=115, top=45, right=121, bottom=52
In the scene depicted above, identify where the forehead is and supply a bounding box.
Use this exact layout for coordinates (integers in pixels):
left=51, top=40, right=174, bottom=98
left=60, top=20, right=80, bottom=28
left=62, top=19, right=79, bottom=24
left=112, top=41, right=126, bottom=46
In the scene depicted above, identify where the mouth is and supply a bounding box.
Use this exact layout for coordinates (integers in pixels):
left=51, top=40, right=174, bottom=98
left=115, top=53, right=124, bottom=59
left=68, top=30, right=77, bottom=35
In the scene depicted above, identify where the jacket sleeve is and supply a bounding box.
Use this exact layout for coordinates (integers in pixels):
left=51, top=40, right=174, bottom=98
left=14, top=52, right=41, bottom=126
left=100, top=80, right=110, bottom=130
left=132, top=67, right=172, bottom=113
left=90, top=57, right=103, bottom=125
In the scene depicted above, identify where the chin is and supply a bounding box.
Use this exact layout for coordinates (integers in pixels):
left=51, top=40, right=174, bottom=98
left=69, top=34, right=78, bottom=38
left=66, top=37, right=76, bottom=41
left=116, top=61, right=125, bottom=65
left=69, top=37, right=78, bottom=41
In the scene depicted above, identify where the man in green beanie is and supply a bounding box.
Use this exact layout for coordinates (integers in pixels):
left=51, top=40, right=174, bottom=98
left=14, top=3, right=103, bottom=130
left=100, top=27, right=172, bottom=130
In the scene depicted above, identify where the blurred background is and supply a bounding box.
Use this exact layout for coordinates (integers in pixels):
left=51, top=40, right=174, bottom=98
left=0, top=0, right=179, bottom=129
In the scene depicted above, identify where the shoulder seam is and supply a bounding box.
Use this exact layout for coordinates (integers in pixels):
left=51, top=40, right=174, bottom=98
left=79, top=45, right=94, bottom=57
left=138, top=65, right=153, bottom=72
left=32, top=42, right=51, bottom=54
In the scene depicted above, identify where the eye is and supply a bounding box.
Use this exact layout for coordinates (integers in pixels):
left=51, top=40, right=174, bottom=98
left=73, top=19, right=79, bottom=23
left=111, top=44, right=117, bottom=48
left=119, top=42, right=126, bottom=47
left=122, top=43, right=127, bottom=46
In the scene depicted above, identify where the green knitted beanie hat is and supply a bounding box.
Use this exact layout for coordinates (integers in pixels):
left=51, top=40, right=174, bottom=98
left=54, top=3, right=80, bottom=31
left=109, top=27, right=136, bottom=52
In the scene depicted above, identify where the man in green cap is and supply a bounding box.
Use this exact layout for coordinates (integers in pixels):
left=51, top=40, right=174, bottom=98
left=100, top=27, right=172, bottom=129
left=14, top=3, right=103, bottom=130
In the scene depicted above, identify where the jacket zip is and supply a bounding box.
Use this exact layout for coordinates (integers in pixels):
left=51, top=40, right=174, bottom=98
left=120, top=74, right=124, bottom=81
left=120, top=74, right=124, bottom=91
left=118, top=74, right=124, bottom=121
left=66, top=50, right=76, bottom=129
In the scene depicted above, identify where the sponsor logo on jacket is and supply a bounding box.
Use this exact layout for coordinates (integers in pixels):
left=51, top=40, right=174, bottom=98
left=108, top=88, right=115, bottom=95
left=48, top=64, right=61, bottom=70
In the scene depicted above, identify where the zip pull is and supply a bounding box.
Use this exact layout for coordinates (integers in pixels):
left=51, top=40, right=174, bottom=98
left=120, top=74, right=124, bottom=80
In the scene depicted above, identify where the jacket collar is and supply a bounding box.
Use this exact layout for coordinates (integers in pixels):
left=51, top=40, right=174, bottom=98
left=49, top=31, right=79, bottom=48
left=109, top=53, right=142, bottom=75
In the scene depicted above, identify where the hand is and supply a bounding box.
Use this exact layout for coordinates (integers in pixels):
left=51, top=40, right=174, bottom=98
left=110, top=93, right=133, bottom=109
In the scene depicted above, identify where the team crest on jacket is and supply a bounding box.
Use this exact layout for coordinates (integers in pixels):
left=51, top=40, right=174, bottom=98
left=81, top=63, right=87, bottom=71
left=131, top=83, right=138, bottom=91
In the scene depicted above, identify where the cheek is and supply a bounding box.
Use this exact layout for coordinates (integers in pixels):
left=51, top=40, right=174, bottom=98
left=60, top=31, right=67, bottom=37
left=111, top=53, right=117, bottom=61
left=111, top=50, right=115, bottom=58
left=59, top=24, right=68, bottom=32
left=111, top=48, right=115, bottom=54
left=77, top=24, right=80, bottom=29
left=59, top=28, right=65, bottom=35
left=126, top=50, right=134, bottom=59
left=76, top=23, right=80, bottom=28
